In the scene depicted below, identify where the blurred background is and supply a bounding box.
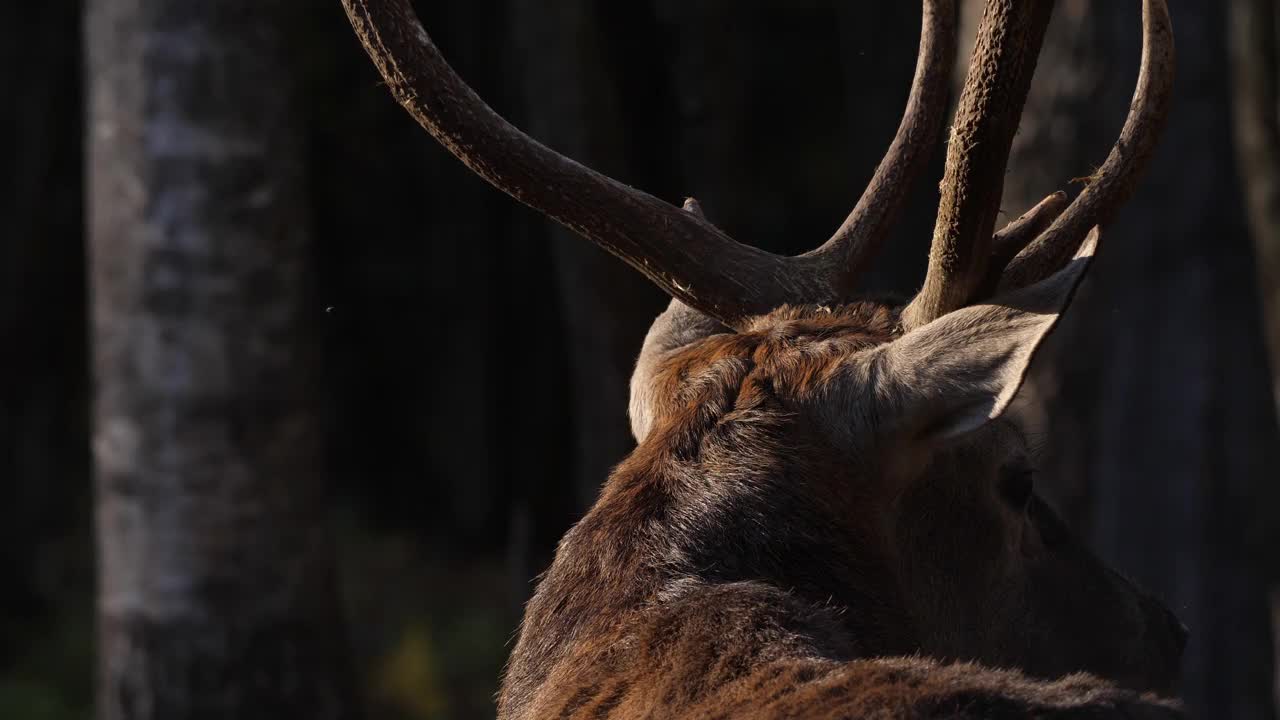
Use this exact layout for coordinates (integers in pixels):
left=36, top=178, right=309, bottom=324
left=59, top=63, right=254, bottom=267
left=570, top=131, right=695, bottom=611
left=2, top=0, right=1278, bottom=718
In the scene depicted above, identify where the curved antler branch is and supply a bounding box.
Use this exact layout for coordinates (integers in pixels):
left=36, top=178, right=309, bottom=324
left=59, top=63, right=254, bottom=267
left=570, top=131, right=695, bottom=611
left=978, top=190, right=1068, bottom=295
left=998, top=0, right=1175, bottom=290
left=341, top=0, right=833, bottom=326
left=901, top=0, right=1056, bottom=330
left=804, top=0, right=958, bottom=290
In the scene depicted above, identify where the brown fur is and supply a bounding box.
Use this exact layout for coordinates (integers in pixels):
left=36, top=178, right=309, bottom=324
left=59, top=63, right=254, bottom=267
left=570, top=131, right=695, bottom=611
left=498, top=303, right=1185, bottom=719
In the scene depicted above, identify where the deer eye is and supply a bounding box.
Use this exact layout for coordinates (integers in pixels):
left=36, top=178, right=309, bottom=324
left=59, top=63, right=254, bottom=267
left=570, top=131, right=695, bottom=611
left=998, top=466, right=1035, bottom=510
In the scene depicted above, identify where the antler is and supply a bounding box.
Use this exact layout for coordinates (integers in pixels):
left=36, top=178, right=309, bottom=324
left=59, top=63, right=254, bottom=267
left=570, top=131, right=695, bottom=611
left=998, top=0, right=1175, bottom=290
left=343, top=0, right=1170, bottom=331
left=341, top=0, right=955, bottom=327
left=903, top=0, right=1174, bottom=329
left=901, top=1, right=1056, bottom=330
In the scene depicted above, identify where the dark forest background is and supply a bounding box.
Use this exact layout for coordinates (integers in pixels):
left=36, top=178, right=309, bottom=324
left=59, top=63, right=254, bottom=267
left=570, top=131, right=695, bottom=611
left=1, top=0, right=1279, bottom=719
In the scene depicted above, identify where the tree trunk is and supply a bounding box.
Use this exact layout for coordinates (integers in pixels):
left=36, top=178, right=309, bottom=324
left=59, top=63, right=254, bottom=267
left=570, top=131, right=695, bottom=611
left=986, top=1, right=1280, bottom=716
left=1229, top=0, right=1280, bottom=708
left=653, top=0, right=943, bottom=283
left=509, top=0, right=666, bottom=512
left=1231, top=0, right=1280, bottom=406
left=86, top=1, right=356, bottom=718
left=0, top=0, right=88, bottom=635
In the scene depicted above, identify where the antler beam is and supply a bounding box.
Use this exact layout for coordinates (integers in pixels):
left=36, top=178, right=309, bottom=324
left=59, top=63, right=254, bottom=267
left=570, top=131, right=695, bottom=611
left=902, top=0, right=1056, bottom=330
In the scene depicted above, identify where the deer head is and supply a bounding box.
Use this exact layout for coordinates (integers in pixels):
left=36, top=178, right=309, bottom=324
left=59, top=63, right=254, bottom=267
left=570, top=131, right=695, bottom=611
left=344, top=0, right=1183, bottom=717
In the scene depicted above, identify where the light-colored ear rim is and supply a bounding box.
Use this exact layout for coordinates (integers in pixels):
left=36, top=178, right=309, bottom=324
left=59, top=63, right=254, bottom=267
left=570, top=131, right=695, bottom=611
left=970, top=226, right=1098, bottom=432
left=628, top=300, right=732, bottom=442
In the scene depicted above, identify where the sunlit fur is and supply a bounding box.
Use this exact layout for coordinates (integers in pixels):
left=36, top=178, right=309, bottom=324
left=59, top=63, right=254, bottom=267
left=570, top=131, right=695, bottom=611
left=498, top=300, right=1185, bottom=719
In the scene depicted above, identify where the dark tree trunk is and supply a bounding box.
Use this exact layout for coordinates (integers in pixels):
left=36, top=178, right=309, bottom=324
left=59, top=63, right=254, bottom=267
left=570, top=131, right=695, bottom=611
left=986, top=1, right=1280, bottom=716
left=0, top=0, right=89, bottom=640
left=653, top=0, right=943, bottom=284
left=86, top=1, right=356, bottom=718
left=509, top=0, right=665, bottom=511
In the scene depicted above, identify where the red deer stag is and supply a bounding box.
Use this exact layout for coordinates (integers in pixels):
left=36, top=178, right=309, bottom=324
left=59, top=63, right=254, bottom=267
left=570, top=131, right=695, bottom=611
left=343, top=0, right=1184, bottom=717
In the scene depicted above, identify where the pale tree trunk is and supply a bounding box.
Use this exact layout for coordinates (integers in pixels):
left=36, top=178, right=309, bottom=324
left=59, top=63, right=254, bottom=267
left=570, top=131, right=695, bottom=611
left=1232, top=0, right=1280, bottom=403
left=86, top=1, right=356, bottom=718
left=1229, top=0, right=1280, bottom=708
left=980, top=1, right=1280, bottom=717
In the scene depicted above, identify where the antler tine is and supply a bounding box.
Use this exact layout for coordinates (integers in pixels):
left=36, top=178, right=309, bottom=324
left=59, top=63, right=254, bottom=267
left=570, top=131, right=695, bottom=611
left=978, top=191, right=1069, bottom=296
left=341, top=0, right=831, bottom=327
left=901, top=1, right=1056, bottom=331
left=998, top=0, right=1175, bottom=291
left=804, top=0, right=958, bottom=290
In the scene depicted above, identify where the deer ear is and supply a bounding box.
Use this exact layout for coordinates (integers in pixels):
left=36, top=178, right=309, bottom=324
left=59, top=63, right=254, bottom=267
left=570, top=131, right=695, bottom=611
left=876, top=229, right=1098, bottom=442
left=630, top=300, right=731, bottom=442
